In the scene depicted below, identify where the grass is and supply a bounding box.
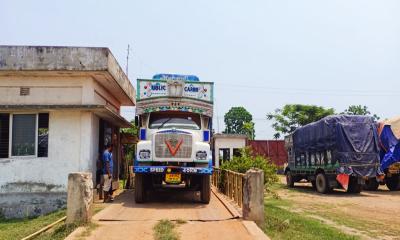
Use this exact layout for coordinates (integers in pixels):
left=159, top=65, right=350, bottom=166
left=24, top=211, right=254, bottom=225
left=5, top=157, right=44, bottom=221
left=153, top=219, right=180, bottom=240
left=36, top=222, right=80, bottom=240
left=0, top=204, right=106, bottom=240
left=0, top=209, right=67, bottom=240
left=268, top=182, right=397, bottom=239
left=263, top=197, right=359, bottom=240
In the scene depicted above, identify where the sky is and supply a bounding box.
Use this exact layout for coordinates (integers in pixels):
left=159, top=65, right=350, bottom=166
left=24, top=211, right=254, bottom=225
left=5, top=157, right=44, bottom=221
left=1, top=0, right=400, bottom=139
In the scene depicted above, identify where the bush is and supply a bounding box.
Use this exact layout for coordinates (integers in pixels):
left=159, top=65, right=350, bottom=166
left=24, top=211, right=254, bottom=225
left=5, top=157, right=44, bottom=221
left=220, top=147, right=279, bottom=194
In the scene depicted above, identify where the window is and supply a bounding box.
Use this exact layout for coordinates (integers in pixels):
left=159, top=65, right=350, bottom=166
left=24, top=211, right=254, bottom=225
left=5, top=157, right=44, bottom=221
left=0, top=114, right=10, bottom=158
left=12, top=114, right=36, bottom=156
left=0, top=113, right=49, bottom=158
left=233, top=148, right=242, bottom=157
left=38, top=113, right=49, bottom=157
left=219, top=148, right=230, bottom=161
left=149, top=112, right=201, bottom=130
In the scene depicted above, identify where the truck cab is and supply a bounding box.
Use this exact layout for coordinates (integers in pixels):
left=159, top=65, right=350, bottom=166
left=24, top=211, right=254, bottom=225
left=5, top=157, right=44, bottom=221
left=134, top=74, right=214, bottom=203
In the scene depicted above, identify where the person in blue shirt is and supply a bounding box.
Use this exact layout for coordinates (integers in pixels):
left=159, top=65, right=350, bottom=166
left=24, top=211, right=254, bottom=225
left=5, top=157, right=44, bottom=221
left=102, top=143, right=113, bottom=202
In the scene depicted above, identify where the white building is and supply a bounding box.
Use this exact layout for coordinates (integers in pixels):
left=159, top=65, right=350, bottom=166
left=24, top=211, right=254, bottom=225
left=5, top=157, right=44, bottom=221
left=0, top=46, right=135, bottom=218
left=212, top=134, right=247, bottom=167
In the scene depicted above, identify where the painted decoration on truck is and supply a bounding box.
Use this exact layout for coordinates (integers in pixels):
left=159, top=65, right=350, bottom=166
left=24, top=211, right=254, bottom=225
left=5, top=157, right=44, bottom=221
left=137, top=79, right=213, bottom=102
left=153, top=74, right=200, bottom=82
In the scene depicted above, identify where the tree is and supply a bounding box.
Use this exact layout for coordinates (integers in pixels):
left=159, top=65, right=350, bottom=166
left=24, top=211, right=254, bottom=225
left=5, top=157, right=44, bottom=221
left=223, top=106, right=255, bottom=140
left=341, top=105, right=380, bottom=121
left=267, top=104, right=335, bottom=139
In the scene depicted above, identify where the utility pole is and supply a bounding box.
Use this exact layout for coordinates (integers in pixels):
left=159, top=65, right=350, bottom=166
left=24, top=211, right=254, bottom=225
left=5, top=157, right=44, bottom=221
left=126, top=44, right=130, bottom=77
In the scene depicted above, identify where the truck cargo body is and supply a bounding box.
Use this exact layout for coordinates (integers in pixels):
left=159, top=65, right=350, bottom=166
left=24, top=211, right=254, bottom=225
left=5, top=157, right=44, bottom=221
left=133, top=75, right=214, bottom=203
left=285, top=115, right=380, bottom=194
left=364, top=117, right=400, bottom=191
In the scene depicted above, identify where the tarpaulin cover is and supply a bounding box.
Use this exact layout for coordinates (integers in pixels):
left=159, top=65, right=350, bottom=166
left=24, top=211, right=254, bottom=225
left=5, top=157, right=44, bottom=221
left=377, top=117, right=400, bottom=171
left=293, top=115, right=380, bottom=177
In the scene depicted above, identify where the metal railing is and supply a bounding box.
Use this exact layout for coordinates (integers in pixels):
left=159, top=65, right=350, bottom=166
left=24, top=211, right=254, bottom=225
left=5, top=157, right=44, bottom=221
left=212, top=168, right=245, bottom=207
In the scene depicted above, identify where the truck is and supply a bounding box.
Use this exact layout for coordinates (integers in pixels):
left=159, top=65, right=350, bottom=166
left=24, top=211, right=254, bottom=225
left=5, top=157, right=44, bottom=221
left=133, top=74, right=214, bottom=203
left=284, top=115, right=380, bottom=194
left=363, top=116, right=400, bottom=191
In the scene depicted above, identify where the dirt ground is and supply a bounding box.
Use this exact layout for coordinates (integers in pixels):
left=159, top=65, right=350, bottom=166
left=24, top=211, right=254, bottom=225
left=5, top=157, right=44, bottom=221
left=66, top=189, right=265, bottom=240
left=277, top=176, right=400, bottom=240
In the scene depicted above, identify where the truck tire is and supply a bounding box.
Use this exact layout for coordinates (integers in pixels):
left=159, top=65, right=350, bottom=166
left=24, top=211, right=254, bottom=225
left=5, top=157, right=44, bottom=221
left=134, top=174, right=146, bottom=203
left=311, top=180, right=316, bottom=189
left=286, top=171, right=295, bottom=188
left=386, top=175, right=400, bottom=191
left=200, top=175, right=211, bottom=204
left=315, top=173, right=330, bottom=194
left=347, top=177, right=362, bottom=194
left=363, top=178, right=379, bottom=191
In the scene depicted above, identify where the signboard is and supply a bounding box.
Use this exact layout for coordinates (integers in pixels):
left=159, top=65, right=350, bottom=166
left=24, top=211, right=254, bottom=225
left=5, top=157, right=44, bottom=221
left=153, top=74, right=199, bottom=82
left=137, top=79, right=213, bottom=103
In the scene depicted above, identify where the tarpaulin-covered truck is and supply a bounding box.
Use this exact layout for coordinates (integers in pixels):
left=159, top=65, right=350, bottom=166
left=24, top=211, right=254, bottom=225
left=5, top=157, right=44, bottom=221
left=284, top=115, right=380, bottom=194
left=133, top=74, right=213, bottom=203
left=364, top=117, right=400, bottom=191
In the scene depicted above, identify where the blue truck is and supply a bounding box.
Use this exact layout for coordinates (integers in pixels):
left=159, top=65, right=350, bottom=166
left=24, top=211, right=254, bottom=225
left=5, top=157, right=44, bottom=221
left=364, top=117, right=400, bottom=191
left=285, top=115, right=380, bottom=194
left=133, top=74, right=214, bottom=203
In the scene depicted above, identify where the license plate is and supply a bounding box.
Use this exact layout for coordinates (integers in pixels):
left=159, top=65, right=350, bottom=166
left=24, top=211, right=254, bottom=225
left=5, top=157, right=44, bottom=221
left=165, top=173, right=181, bottom=184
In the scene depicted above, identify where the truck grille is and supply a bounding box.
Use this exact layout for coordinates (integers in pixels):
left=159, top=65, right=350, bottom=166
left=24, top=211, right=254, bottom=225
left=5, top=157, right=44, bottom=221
left=155, top=133, right=192, bottom=158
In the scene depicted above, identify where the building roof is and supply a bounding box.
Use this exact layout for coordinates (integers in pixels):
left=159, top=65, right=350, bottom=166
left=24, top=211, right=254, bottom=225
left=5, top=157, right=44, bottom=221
left=0, top=104, right=132, bottom=127
left=213, top=133, right=248, bottom=139
left=0, top=45, right=135, bottom=106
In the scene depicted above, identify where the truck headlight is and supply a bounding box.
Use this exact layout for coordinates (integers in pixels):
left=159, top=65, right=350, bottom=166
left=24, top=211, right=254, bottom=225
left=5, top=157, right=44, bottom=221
left=139, top=149, right=151, bottom=159
left=196, top=151, right=207, bottom=160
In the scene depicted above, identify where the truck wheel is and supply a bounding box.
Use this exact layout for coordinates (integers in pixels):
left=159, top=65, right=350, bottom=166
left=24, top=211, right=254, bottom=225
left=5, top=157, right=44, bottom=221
left=347, top=177, right=362, bottom=194
left=315, top=173, right=330, bottom=194
left=386, top=175, right=400, bottom=191
left=311, top=180, right=316, bottom=189
left=134, top=174, right=146, bottom=203
left=286, top=171, right=295, bottom=188
left=200, top=175, right=211, bottom=204
left=363, top=178, right=379, bottom=191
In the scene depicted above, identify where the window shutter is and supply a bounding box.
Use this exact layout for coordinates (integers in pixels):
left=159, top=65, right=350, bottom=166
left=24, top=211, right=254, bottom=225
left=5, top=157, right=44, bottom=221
left=0, top=114, right=10, bottom=158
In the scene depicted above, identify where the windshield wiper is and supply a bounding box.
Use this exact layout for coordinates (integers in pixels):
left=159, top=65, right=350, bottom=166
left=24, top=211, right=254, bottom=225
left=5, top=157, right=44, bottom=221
left=158, top=118, right=172, bottom=129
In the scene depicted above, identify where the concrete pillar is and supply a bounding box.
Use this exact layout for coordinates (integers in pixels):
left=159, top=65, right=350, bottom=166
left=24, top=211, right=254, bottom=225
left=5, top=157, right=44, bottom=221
left=66, top=172, right=93, bottom=224
left=242, top=168, right=265, bottom=227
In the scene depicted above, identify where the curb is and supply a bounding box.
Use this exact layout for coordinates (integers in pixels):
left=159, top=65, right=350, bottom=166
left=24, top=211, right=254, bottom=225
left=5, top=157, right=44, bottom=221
left=242, top=221, right=271, bottom=240
left=211, top=186, right=270, bottom=240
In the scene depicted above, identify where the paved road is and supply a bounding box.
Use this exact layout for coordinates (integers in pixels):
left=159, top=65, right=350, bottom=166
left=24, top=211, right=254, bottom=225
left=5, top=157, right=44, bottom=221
left=67, top=189, right=267, bottom=240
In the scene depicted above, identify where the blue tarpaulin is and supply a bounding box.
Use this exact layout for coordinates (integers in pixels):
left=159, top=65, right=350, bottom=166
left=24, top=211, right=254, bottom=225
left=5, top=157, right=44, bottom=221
left=292, top=115, right=380, bottom=177
left=378, top=124, right=400, bottom=171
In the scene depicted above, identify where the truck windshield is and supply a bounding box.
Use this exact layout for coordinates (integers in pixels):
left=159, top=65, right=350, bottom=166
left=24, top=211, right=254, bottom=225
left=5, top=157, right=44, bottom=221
left=149, top=112, right=201, bottom=130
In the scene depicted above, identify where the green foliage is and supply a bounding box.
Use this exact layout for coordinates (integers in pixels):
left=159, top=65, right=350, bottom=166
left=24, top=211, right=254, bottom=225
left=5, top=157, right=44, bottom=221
left=220, top=148, right=279, bottom=192
left=121, top=119, right=137, bottom=175
left=341, top=105, right=380, bottom=121
left=223, top=106, right=255, bottom=139
left=267, top=104, right=335, bottom=139
left=121, top=120, right=138, bottom=136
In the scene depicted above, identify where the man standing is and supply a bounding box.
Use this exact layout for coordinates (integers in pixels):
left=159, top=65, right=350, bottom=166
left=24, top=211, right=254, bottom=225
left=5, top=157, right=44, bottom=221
left=102, top=143, right=113, bottom=202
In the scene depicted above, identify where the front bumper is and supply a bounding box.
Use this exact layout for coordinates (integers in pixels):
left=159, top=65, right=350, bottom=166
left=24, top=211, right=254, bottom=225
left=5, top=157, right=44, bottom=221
left=133, top=166, right=213, bottom=175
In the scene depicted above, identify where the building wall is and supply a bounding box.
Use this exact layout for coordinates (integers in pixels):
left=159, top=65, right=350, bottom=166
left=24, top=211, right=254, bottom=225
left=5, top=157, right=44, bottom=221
left=0, top=76, right=88, bottom=105
left=0, top=110, right=100, bottom=218
left=247, top=140, right=288, bottom=168
left=0, top=75, right=121, bottom=110
left=214, top=138, right=247, bottom=167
